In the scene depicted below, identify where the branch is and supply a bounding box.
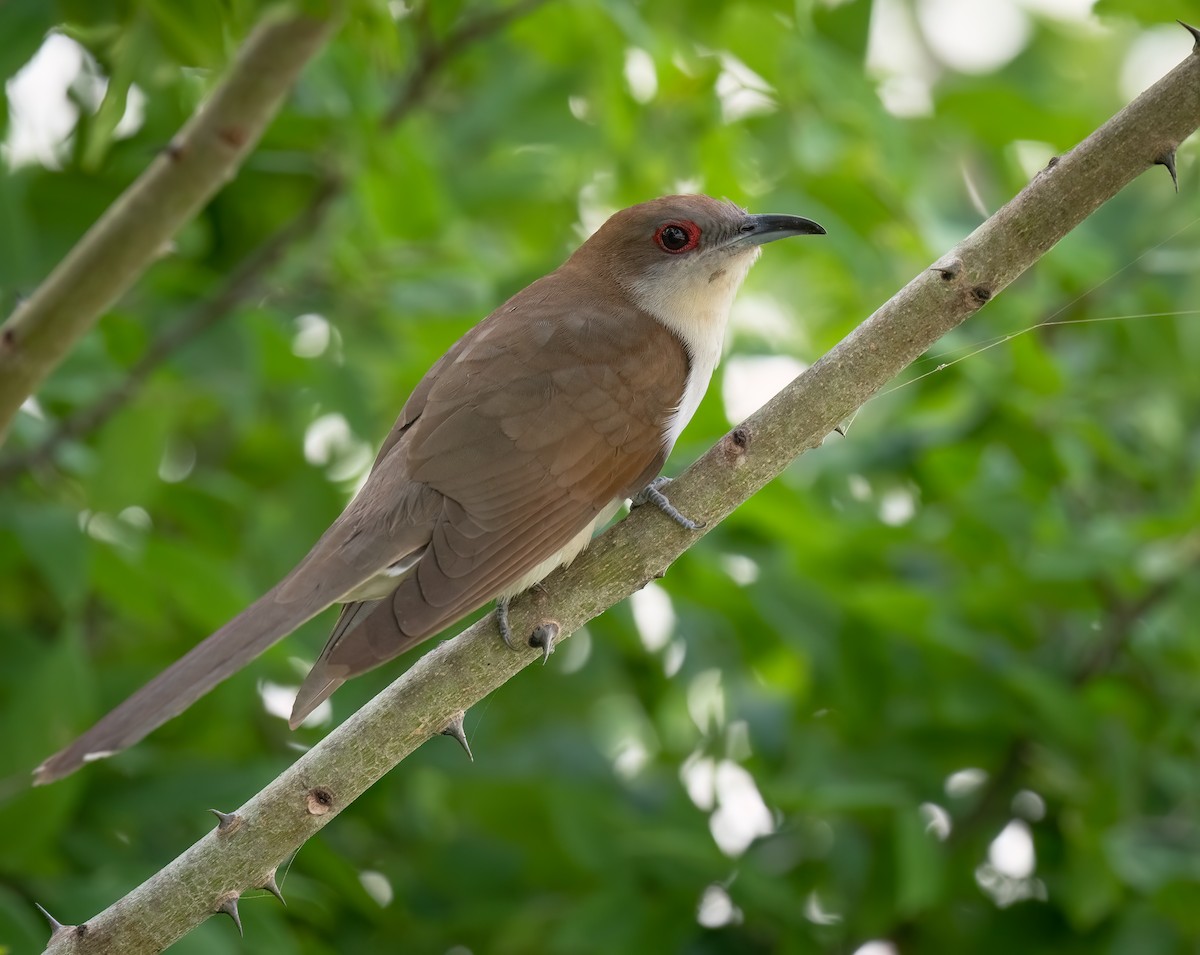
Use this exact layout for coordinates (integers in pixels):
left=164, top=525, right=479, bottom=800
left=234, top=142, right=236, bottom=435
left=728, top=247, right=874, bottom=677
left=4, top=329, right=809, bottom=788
left=39, top=26, right=1200, bottom=955
left=946, top=547, right=1200, bottom=850
left=1076, top=566, right=1191, bottom=682
left=0, top=0, right=547, bottom=478
left=0, top=177, right=341, bottom=484
left=0, top=5, right=345, bottom=443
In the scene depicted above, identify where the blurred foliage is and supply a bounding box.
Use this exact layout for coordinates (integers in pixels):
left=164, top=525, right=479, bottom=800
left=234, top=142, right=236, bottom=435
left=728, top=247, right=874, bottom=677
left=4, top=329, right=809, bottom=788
left=1, top=0, right=1198, bottom=952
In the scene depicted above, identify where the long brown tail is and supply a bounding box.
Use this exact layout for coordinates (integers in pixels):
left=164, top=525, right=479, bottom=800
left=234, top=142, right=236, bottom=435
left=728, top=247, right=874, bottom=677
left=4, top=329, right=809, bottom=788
left=34, top=582, right=330, bottom=784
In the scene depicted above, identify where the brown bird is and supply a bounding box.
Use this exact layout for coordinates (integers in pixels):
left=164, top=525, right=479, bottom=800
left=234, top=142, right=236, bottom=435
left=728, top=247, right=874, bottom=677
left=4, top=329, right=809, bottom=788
left=35, top=194, right=824, bottom=784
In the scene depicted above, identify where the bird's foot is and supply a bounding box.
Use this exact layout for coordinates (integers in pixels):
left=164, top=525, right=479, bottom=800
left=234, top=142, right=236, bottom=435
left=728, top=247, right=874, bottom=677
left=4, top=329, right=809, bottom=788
left=496, top=597, right=516, bottom=650
left=632, top=476, right=705, bottom=530
left=497, top=598, right=559, bottom=663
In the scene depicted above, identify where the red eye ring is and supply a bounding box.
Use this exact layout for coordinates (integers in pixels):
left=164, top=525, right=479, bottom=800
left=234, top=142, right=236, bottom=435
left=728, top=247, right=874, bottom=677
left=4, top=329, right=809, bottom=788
left=654, top=220, right=701, bottom=254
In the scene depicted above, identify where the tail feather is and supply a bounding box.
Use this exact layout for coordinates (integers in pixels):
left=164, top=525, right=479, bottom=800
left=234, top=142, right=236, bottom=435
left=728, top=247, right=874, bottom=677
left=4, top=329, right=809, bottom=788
left=288, top=672, right=346, bottom=729
left=287, top=583, right=454, bottom=728
left=34, top=582, right=331, bottom=785
left=285, top=598, right=384, bottom=727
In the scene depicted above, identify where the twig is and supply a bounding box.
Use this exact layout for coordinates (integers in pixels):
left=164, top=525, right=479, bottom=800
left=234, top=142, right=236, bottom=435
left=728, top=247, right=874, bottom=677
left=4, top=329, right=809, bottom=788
left=948, top=561, right=1195, bottom=849
left=382, top=0, right=549, bottom=130
left=38, top=27, right=1200, bottom=955
left=0, top=177, right=341, bottom=484
left=1076, top=573, right=1183, bottom=682
left=0, top=0, right=547, bottom=480
left=0, top=6, right=345, bottom=442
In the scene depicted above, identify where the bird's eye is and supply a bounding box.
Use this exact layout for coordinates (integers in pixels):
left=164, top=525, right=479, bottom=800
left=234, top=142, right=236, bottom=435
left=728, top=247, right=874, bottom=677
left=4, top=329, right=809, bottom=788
left=654, top=221, right=700, bottom=254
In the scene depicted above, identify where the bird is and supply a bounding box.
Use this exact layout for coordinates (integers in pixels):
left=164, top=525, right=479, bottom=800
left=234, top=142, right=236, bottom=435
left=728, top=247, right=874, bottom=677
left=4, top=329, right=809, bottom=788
left=34, top=194, right=824, bottom=784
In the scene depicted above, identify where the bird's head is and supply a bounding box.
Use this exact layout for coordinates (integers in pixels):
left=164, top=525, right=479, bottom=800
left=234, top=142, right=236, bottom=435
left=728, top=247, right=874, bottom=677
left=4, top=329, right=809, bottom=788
left=574, top=194, right=825, bottom=355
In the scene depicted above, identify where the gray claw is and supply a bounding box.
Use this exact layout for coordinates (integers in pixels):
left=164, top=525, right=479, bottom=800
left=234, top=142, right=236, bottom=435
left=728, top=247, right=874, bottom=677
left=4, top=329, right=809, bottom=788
left=632, top=476, right=705, bottom=530
left=496, top=597, right=516, bottom=650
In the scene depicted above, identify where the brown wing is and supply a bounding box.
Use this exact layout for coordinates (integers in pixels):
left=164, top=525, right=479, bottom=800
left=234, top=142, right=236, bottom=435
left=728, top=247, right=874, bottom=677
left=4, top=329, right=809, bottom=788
left=35, top=320, right=490, bottom=782
left=37, top=265, right=690, bottom=774
left=291, top=268, right=689, bottom=716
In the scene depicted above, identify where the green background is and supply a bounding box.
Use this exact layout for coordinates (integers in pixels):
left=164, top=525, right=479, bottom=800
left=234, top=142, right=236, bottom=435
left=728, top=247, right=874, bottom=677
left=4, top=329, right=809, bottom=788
left=1, top=1, right=1199, bottom=952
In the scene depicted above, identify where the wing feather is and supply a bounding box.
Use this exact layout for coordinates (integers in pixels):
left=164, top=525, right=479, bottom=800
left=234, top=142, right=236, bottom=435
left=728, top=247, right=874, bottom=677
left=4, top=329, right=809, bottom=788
left=292, top=267, right=690, bottom=717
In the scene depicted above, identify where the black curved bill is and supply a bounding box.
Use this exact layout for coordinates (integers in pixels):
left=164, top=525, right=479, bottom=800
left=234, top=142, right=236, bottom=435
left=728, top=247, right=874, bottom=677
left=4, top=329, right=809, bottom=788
left=738, top=213, right=826, bottom=245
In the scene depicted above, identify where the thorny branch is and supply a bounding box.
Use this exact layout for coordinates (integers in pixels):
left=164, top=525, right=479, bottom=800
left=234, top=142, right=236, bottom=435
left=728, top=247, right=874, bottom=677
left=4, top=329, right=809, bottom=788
left=36, top=23, right=1200, bottom=955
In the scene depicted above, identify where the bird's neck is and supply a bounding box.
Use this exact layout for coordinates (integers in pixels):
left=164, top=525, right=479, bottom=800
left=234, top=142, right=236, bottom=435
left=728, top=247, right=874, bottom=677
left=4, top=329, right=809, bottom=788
left=625, top=253, right=759, bottom=451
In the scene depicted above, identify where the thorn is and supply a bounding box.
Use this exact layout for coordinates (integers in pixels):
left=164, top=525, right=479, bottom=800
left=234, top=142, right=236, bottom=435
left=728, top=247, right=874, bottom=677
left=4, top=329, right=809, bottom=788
left=1155, top=149, right=1178, bottom=192
left=496, top=597, right=516, bottom=650
left=217, top=895, right=243, bottom=936
left=260, top=870, right=287, bottom=906
left=209, top=808, right=243, bottom=833
left=35, top=903, right=71, bottom=939
left=439, top=710, right=474, bottom=761
left=1179, top=20, right=1200, bottom=51
left=529, top=622, right=559, bottom=664
left=929, top=256, right=961, bottom=280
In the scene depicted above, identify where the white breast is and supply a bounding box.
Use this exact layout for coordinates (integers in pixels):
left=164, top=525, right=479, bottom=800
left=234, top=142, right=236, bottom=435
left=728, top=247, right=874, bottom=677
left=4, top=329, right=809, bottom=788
left=628, top=249, right=760, bottom=453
